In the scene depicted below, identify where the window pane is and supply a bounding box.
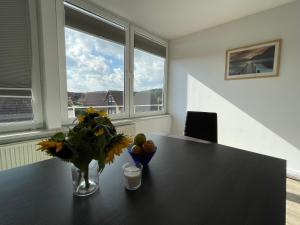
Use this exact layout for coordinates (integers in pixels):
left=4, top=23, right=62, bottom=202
left=134, top=48, right=165, bottom=113
left=0, top=0, right=34, bottom=124
left=65, top=27, right=125, bottom=117
left=0, top=97, right=33, bottom=123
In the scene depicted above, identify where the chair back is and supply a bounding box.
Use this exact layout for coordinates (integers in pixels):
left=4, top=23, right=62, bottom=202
left=184, top=111, right=218, bottom=143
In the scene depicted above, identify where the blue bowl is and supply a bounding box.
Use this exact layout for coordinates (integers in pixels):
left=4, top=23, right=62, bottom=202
left=127, top=146, right=156, bottom=168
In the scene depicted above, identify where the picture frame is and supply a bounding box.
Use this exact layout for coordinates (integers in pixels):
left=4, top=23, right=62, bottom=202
left=225, top=39, right=281, bottom=80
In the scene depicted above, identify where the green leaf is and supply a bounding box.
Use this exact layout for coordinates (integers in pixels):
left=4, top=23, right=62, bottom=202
left=95, top=148, right=105, bottom=173
left=52, top=132, right=65, bottom=141
left=92, top=135, right=106, bottom=172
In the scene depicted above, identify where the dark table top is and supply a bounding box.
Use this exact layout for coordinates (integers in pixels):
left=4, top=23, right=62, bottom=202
left=0, top=134, right=286, bottom=225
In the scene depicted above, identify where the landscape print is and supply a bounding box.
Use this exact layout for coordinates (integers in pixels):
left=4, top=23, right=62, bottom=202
left=225, top=39, right=281, bottom=80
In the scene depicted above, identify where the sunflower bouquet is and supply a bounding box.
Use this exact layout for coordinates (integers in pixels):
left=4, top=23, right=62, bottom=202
left=37, top=107, right=131, bottom=191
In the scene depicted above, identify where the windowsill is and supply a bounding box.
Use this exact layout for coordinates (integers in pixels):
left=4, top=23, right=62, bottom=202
left=0, top=114, right=171, bottom=145
left=0, top=128, right=68, bottom=146
left=130, top=114, right=170, bottom=121
left=112, top=114, right=170, bottom=125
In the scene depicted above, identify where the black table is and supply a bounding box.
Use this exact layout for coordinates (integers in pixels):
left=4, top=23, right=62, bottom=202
left=0, top=134, right=286, bottom=225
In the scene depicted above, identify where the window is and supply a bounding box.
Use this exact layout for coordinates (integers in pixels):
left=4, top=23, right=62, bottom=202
left=133, top=33, right=166, bottom=114
left=0, top=89, right=33, bottom=123
left=64, top=3, right=126, bottom=118
left=61, top=2, right=167, bottom=121
left=0, top=0, right=41, bottom=127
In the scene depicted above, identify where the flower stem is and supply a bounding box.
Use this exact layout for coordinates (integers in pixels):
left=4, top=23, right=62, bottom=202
left=83, top=169, right=90, bottom=189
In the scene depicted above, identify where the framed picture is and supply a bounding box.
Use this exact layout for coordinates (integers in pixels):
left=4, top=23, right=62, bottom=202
left=225, top=39, right=281, bottom=80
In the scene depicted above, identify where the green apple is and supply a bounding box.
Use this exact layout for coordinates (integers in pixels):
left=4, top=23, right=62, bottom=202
left=134, top=133, right=146, bottom=146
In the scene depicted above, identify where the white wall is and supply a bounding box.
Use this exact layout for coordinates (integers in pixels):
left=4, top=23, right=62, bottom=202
left=168, top=1, right=300, bottom=177
left=134, top=115, right=172, bottom=134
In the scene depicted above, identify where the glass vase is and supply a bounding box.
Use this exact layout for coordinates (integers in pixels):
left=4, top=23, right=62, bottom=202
left=71, top=160, right=99, bottom=197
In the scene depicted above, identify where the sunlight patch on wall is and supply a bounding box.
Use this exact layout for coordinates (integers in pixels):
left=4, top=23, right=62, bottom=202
left=187, top=74, right=300, bottom=174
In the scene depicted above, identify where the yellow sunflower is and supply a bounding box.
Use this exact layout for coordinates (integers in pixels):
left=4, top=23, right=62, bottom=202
left=37, top=140, right=63, bottom=153
left=78, top=115, right=85, bottom=123
left=105, top=137, right=132, bottom=164
left=98, top=111, right=108, bottom=118
left=86, top=107, right=96, bottom=114
left=95, top=128, right=104, bottom=136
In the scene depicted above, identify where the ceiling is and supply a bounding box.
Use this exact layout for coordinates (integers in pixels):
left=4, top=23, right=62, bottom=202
left=89, top=0, right=295, bottom=40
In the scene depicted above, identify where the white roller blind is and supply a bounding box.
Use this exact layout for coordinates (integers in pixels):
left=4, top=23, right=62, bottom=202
left=0, top=0, right=33, bottom=123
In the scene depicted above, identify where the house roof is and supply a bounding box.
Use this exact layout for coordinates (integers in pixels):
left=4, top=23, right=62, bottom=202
left=83, top=91, right=107, bottom=106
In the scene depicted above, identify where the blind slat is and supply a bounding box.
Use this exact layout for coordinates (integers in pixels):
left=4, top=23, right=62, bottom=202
left=0, top=0, right=32, bottom=89
left=0, top=89, right=32, bottom=97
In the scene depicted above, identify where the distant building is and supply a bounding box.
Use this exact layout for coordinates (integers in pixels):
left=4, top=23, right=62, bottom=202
left=105, top=90, right=124, bottom=114
left=83, top=91, right=107, bottom=106
left=134, top=88, right=163, bottom=113
left=68, top=88, right=162, bottom=115
left=67, top=92, right=85, bottom=106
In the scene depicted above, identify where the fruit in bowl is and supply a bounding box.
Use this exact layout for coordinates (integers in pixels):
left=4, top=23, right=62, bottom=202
left=128, top=133, right=157, bottom=167
left=131, top=145, right=142, bottom=155
left=142, top=140, right=156, bottom=153
left=134, top=133, right=146, bottom=146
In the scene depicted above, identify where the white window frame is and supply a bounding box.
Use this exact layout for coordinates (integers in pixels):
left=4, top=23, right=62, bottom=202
left=57, top=0, right=130, bottom=125
left=0, top=0, right=43, bottom=133
left=129, top=25, right=168, bottom=118
left=57, top=0, right=168, bottom=125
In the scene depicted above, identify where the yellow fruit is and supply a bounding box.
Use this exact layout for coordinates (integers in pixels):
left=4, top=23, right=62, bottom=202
left=134, top=133, right=146, bottom=146
left=142, top=140, right=156, bottom=153
left=131, top=145, right=142, bottom=155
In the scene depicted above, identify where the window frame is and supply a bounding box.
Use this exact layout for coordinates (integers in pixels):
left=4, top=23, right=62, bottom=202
left=58, top=0, right=130, bottom=124
left=57, top=0, right=168, bottom=124
left=129, top=25, right=168, bottom=118
left=0, top=0, right=43, bottom=133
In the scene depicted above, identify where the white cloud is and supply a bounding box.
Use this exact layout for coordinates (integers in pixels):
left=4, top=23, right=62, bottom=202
left=65, top=27, right=165, bottom=93
left=134, top=49, right=165, bottom=92
left=65, top=28, right=124, bottom=92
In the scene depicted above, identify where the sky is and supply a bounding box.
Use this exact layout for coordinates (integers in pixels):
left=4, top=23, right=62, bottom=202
left=65, top=27, right=165, bottom=93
